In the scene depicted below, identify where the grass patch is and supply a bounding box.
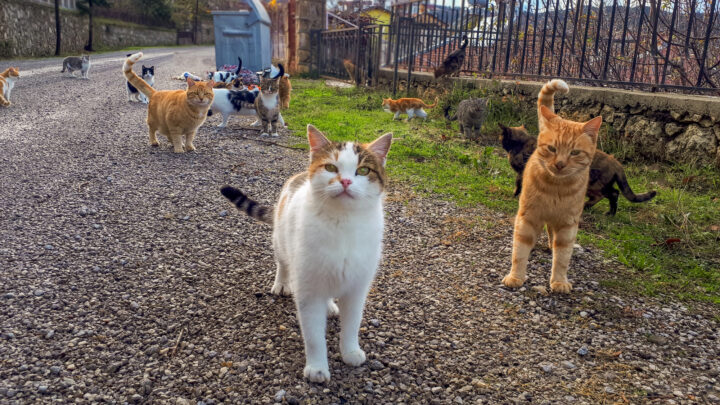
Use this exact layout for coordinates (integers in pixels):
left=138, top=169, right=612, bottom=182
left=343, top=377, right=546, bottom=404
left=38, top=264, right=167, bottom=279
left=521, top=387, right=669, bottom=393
left=283, top=79, right=720, bottom=305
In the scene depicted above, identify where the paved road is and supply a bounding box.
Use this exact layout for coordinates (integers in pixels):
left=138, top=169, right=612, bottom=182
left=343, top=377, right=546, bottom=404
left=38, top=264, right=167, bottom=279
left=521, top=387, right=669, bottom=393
left=1, top=47, right=719, bottom=404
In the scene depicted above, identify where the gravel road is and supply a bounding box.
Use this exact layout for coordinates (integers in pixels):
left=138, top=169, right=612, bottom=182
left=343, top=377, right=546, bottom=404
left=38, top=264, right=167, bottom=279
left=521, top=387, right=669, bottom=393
left=1, top=47, right=719, bottom=404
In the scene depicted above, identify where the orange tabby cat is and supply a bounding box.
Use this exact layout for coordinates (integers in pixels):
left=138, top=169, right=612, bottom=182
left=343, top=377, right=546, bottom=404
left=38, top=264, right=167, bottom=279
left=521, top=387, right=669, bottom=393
left=381, top=97, right=438, bottom=121
left=123, top=52, right=214, bottom=153
left=279, top=75, right=292, bottom=109
left=502, top=79, right=602, bottom=293
left=0, top=67, right=20, bottom=107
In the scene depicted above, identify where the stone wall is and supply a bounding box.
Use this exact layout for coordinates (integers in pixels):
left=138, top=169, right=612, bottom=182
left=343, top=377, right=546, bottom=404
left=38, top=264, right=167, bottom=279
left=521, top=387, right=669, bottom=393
left=378, top=69, right=720, bottom=167
left=0, top=0, right=88, bottom=57
left=295, top=0, right=324, bottom=73
left=0, top=0, right=177, bottom=58
left=93, top=19, right=176, bottom=50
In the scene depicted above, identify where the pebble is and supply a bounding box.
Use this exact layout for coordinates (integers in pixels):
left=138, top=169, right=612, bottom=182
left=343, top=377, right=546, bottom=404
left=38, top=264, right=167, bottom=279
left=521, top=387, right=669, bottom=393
left=577, top=346, right=589, bottom=356
left=369, top=319, right=380, bottom=327
left=45, top=330, right=54, bottom=339
left=579, top=311, right=588, bottom=318
left=34, top=289, right=45, bottom=296
left=369, top=360, right=385, bottom=370
left=540, top=363, right=554, bottom=373
left=673, top=390, right=683, bottom=397
left=431, top=387, right=443, bottom=394
left=219, top=210, right=228, bottom=217
left=130, top=394, right=143, bottom=403
left=561, top=361, right=576, bottom=369
left=130, top=301, right=140, bottom=310
left=6, top=389, right=16, bottom=398
left=3, top=292, right=16, bottom=299
left=604, top=386, right=615, bottom=394
left=4, top=332, right=15, bottom=339
left=44, top=244, right=54, bottom=250
left=647, top=334, right=668, bottom=345
left=38, top=385, right=49, bottom=394
left=274, top=389, right=286, bottom=402
left=50, top=365, right=61, bottom=375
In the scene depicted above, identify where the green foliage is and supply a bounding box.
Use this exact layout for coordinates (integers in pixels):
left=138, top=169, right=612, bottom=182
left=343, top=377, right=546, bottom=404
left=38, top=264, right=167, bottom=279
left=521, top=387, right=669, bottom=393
left=283, top=79, right=720, bottom=305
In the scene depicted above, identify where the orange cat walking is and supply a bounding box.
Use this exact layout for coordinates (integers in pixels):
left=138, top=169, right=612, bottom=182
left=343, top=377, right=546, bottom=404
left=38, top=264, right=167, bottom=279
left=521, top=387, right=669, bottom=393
left=382, top=97, right=438, bottom=121
left=502, top=79, right=602, bottom=293
left=0, top=67, right=20, bottom=107
left=123, top=53, right=215, bottom=153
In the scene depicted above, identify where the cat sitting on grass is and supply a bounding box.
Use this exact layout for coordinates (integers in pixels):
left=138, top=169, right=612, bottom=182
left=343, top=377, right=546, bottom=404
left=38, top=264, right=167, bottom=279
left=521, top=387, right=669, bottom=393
left=221, top=125, right=393, bottom=383
left=381, top=97, right=438, bottom=121
left=61, top=55, right=91, bottom=79
left=123, top=52, right=215, bottom=153
left=499, top=123, right=656, bottom=214
left=444, top=97, right=489, bottom=142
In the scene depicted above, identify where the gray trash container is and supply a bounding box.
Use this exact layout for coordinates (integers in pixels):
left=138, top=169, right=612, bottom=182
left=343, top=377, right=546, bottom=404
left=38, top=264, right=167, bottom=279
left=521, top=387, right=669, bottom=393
left=212, top=0, right=271, bottom=72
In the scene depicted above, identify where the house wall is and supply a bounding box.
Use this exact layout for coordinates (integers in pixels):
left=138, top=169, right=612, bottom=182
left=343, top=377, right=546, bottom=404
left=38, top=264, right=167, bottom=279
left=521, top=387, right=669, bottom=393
left=378, top=68, right=720, bottom=167
left=0, top=0, right=177, bottom=58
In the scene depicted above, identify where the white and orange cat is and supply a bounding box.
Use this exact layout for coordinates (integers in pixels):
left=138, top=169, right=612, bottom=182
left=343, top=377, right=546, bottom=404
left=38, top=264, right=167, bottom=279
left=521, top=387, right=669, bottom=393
left=502, top=79, right=602, bottom=293
left=381, top=97, right=438, bottom=121
left=123, top=53, right=215, bottom=153
left=0, top=67, right=20, bottom=107
left=221, top=125, right=393, bottom=382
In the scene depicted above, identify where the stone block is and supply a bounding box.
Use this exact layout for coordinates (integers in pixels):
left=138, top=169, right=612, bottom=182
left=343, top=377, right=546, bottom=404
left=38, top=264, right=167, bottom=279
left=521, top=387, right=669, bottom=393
left=665, top=124, right=717, bottom=166
left=664, top=122, right=683, bottom=137
left=624, top=115, right=666, bottom=160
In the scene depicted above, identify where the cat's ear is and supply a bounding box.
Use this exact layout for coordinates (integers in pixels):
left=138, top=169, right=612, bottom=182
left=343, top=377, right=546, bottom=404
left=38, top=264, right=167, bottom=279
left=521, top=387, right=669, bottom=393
left=538, top=105, right=557, bottom=129
left=307, top=124, right=331, bottom=153
left=582, top=116, right=602, bottom=143
left=186, top=77, right=196, bottom=87
left=368, top=132, right=393, bottom=166
left=208, top=80, right=216, bottom=88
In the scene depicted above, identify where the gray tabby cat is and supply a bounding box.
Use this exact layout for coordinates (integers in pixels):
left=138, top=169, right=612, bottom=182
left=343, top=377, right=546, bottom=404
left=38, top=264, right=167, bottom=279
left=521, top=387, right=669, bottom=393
left=444, top=97, right=488, bottom=141
left=61, top=55, right=91, bottom=79
left=252, top=63, right=285, bottom=137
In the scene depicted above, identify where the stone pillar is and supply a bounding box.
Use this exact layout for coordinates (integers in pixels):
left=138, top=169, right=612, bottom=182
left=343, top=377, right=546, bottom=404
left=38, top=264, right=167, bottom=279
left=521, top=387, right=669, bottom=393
left=295, top=0, right=324, bottom=73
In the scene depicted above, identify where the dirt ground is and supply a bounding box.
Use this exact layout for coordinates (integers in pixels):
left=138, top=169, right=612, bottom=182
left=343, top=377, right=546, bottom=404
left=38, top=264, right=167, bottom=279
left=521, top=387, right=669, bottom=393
left=1, top=47, right=718, bottom=404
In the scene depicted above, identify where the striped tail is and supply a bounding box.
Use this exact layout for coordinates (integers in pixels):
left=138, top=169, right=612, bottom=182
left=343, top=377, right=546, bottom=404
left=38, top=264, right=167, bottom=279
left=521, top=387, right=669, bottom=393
left=221, top=186, right=273, bottom=225
left=537, top=79, right=569, bottom=130
left=123, top=53, right=156, bottom=99
left=423, top=97, right=439, bottom=109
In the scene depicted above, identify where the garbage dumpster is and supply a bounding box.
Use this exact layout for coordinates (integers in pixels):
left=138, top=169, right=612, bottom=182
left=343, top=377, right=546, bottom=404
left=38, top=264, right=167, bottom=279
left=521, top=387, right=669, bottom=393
left=212, top=0, right=271, bottom=72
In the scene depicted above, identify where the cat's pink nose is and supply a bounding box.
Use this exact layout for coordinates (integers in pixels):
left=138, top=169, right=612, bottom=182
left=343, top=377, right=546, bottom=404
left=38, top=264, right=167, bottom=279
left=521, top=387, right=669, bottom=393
left=555, top=161, right=566, bottom=170
left=340, top=179, right=352, bottom=189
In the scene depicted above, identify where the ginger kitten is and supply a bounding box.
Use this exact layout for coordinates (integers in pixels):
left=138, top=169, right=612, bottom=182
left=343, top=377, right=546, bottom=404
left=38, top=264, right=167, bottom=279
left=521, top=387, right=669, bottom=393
left=381, top=97, right=438, bottom=121
left=502, top=79, right=602, bottom=293
left=123, top=53, right=215, bottom=153
left=0, top=67, right=20, bottom=107
left=221, top=125, right=393, bottom=382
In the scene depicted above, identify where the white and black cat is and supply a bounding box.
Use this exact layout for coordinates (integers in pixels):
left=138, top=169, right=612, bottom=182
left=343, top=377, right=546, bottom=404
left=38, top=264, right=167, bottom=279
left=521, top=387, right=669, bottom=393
left=208, top=87, right=262, bottom=128
left=208, top=57, right=242, bottom=83
left=126, top=58, right=154, bottom=104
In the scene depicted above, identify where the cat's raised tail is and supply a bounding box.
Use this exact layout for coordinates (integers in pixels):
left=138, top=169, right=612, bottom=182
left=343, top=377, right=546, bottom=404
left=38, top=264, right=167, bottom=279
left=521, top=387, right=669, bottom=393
left=537, top=79, right=568, bottom=130
left=123, top=53, right=156, bottom=99
left=221, top=186, right=273, bottom=225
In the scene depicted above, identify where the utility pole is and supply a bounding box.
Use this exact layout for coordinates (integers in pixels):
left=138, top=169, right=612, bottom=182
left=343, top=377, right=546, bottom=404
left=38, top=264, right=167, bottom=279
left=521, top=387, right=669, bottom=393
left=194, top=0, right=199, bottom=44
left=55, top=0, right=61, bottom=55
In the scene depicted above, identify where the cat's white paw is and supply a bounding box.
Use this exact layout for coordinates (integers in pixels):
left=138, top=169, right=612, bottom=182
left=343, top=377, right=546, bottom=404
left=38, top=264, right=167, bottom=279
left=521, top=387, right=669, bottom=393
left=303, top=365, right=330, bottom=383
left=327, top=300, right=339, bottom=317
left=271, top=132, right=279, bottom=137
left=270, top=282, right=291, bottom=296
left=260, top=132, right=269, bottom=137
left=341, top=349, right=366, bottom=366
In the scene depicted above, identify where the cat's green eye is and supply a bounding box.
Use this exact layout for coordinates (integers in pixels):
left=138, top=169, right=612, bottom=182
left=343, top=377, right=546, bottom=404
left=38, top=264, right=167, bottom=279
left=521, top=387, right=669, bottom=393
left=356, top=167, right=370, bottom=176
left=325, top=164, right=338, bottom=173
left=547, top=145, right=557, bottom=153
left=570, top=150, right=581, bottom=156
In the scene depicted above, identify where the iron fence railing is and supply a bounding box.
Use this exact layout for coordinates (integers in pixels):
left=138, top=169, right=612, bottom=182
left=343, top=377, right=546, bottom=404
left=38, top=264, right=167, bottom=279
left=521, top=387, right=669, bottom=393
left=315, top=0, right=720, bottom=95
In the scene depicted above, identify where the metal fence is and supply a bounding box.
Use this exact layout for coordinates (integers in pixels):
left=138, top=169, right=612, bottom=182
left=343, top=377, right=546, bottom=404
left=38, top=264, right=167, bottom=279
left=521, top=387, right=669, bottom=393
left=315, top=0, right=720, bottom=95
